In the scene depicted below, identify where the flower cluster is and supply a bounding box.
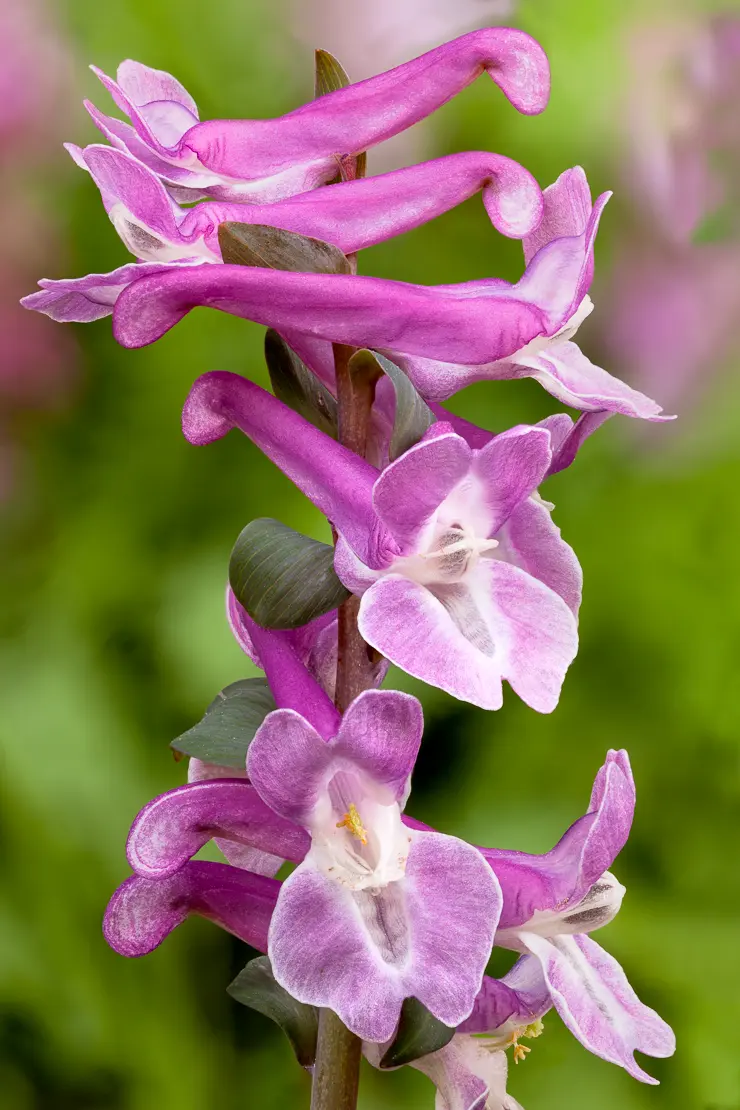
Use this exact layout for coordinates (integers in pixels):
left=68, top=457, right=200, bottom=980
left=24, top=28, right=675, bottom=1108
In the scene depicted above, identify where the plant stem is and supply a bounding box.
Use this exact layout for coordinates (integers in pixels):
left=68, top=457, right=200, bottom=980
left=309, top=342, right=378, bottom=1110
left=333, top=342, right=380, bottom=713
left=310, top=1009, right=363, bottom=1110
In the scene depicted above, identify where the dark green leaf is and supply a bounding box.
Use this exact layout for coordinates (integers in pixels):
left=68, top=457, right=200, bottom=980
left=314, top=48, right=351, bottom=97
left=170, top=678, right=275, bottom=768
left=218, top=222, right=351, bottom=274
left=264, top=330, right=338, bottom=438
left=228, top=956, right=319, bottom=1067
left=379, top=997, right=455, bottom=1068
left=349, top=349, right=434, bottom=461
left=229, top=518, right=350, bottom=630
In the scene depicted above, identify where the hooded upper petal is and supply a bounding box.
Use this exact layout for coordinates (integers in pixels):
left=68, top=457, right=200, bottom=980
left=484, top=750, right=635, bottom=930
left=246, top=690, right=423, bottom=824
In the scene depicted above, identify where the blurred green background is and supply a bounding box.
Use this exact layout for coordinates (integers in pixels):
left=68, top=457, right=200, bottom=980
left=1, top=0, right=739, bottom=1108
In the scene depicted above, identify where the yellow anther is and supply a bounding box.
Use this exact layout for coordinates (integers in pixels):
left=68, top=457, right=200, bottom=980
left=336, top=803, right=368, bottom=845
left=512, top=1041, right=531, bottom=1064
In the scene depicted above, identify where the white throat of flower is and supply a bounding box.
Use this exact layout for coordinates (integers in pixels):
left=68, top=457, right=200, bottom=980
left=511, top=294, right=594, bottom=362
left=109, top=204, right=220, bottom=265
left=391, top=477, right=501, bottom=587
left=307, top=768, right=411, bottom=893
left=497, top=870, right=626, bottom=949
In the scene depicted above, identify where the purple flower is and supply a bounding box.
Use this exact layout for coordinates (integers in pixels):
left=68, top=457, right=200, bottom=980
left=99, top=166, right=664, bottom=419
left=247, top=689, right=500, bottom=1041
left=23, top=143, right=543, bottom=323
left=478, top=750, right=675, bottom=1083
left=83, top=30, right=549, bottom=203
left=109, top=691, right=500, bottom=1040
left=183, top=372, right=581, bottom=711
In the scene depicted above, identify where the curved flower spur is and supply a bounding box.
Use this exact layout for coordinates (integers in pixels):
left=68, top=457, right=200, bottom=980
left=107, top=167, right=668, bottom=421
left=22, top=145, right=543, bottom=323
left=82, top=29, right=550, bottom=203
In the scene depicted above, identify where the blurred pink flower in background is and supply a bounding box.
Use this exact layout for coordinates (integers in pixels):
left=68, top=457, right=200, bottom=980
left=604, top=15, right=740, bottom=419
left=291, top=0, right=514, bottom=169
left=0, top=0, right=76, bottom=499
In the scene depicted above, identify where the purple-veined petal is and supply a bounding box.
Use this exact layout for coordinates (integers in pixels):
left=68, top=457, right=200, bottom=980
left=408, top=1036, right=498, bottom=1110
left=247, top=709, right=332, bottom=825
left=103, top=860, right=278, bottom=957
left=472, top=425, right=552, bottom=534
left=497, top=497, right=582, bottom=615
left=333, top=689, right=423, bottom=800
left=523, top=165, right=593, bottom=264
left=268, top=830, right=499, bottom=1042
left=21, top=261, right=204, bottom=323
left=545, top=411, right=613, bottom=476
left=372, top=430, right=472, bottom=553
left=182, top=371, right=385, bottom=566
left=519, top=933, right=675, bottom=1083
left=358, top=560, right=577, bottom=712
left=514, top=339, right=668, bottom=421
left=126, top=780, right=309, bottom=879
left=187, top=757, right=284, bottom=877
left=247, top=689, right=422, bottom=823
left=94, top=31, right=549, bottom=185
left=460, top=956, right=552, bottom=1034
left=483, top=750, right=635, bottom=929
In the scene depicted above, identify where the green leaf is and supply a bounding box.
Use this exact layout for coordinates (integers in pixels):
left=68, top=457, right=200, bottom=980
left=229, top=518, right=350, bottom=630
left=379, top=998, right=455, bottom=1068
left=218, top=222, right=351, bottom=274
left=264, top=330, right=338, bottom=438
left=314, top=48, right=351, bottom=97
left=170, top=678, right=275, bottom=768
left=349, top=349, right=434, bottom=461
left=228, top=956, right=319, bottom=1067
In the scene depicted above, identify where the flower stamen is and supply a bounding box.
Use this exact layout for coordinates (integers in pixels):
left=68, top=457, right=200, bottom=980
left=336, top=803, right=369, bottom=844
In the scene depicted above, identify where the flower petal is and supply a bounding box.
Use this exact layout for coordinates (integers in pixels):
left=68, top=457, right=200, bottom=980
left=519, top=933, right=675, bottom=1083
left=21, top=262, right=202, bottom=323
left=460, top=956, right=552, bottom=1034
left=334, top=690, right=423, bottom=800
left=269, top=830, right=499, bottom=1042
left=103, top=860, right=278, bottom=957
left=515, top=340, right=667, bottom=420
left=247, top=709, right=332, bottom=825
left=372, top=430, right=472, bottom=552
left=182, top=371, right=382, bottom=565
left=472, top=425, right=552, bottom=534
left=358, top=561, right=577, bottom=712
left=497, top=497, right=582, bottom=614
left=409, top=1035, right=496, bottom=1110
left=523, top=166, right=593, bottom=264
left=236, top=613, right=341, bottom=739
left=484, top=749, right=635, bottom=929
left=126, top=780, right=309, bottom=879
